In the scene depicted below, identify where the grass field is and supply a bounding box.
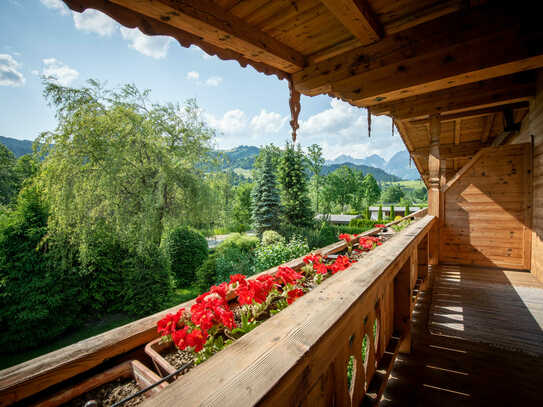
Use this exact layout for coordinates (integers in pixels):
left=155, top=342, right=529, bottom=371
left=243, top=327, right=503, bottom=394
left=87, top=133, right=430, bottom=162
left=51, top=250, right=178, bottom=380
left=388, top=180, right=426, bottom=189
left=0, top=286, right=200, bottom=370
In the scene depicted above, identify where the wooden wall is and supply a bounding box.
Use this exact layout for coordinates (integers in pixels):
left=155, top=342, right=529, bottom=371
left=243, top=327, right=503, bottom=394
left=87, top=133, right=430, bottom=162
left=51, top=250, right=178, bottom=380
left=517, top=71, right=543, bottom=282
left=440, top=144, right=532, bottom=270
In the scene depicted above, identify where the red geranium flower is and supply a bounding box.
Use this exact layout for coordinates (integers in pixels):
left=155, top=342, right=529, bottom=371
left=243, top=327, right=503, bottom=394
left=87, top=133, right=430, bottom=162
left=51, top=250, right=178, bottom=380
left=157, top=308, right=186, bottom=336
left=287, top=288, right=305, bottom=304
left=375, top=224, right=385, bottom=228
left=275, top=266, right=303, bottom=286
left=171, top=325, right=190, bottom=350
left=339, top=233, right=352, bottom=243
left=186, top=328, right=208, bottom=352
left=315, top=263, right=328, bottom=275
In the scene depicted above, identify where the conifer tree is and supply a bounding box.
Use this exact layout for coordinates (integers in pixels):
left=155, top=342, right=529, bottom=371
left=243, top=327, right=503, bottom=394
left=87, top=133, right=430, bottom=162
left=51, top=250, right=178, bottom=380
left=252, top=152, right=281, bottom=234
left=378, top=204, right=384, bottom=222
left=278, top=142, right=314, bottom=227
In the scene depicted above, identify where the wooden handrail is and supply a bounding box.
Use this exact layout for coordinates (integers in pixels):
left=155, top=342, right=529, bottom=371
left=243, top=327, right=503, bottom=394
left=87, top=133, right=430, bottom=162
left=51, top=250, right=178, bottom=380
left=141, top=215, right=435, bottom=406
left=384, top=207, right=428, bottom=228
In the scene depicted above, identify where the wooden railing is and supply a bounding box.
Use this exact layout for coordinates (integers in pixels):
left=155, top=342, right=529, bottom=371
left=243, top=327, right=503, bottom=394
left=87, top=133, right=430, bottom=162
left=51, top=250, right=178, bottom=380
left=0, top=211, right=434, bottom=407
left=142, top=215, right=435, bottom=406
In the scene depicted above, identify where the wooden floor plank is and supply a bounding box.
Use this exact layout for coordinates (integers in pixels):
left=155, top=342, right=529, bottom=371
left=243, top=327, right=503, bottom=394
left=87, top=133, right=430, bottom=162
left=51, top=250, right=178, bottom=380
left=381, top=265, right=543, bottom=406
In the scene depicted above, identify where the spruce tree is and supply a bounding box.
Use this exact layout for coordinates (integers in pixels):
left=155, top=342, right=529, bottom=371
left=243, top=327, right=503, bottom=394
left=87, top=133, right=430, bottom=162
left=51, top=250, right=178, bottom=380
left=278, top=142, right=314, bottom=227
left=378, top=204, right=384, bottom=222
left=252, top=152, right=281, bottom=234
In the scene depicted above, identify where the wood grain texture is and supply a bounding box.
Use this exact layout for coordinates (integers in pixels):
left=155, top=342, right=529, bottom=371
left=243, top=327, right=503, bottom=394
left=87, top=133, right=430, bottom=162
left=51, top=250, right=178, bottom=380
left=440, top=144, right=532, bottom=269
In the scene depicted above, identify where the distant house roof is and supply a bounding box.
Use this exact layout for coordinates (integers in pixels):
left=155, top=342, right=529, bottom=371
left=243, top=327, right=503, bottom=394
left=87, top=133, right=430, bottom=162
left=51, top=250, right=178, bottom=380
left=315, top=214, right=360, bottom=224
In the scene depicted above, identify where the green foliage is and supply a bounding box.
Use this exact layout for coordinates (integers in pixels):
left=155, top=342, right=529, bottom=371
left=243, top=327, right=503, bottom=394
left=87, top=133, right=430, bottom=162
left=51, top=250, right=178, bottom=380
left=331, top=225, right=375, bottom=236
left=317, top=223, right=338, bottom=247
left=231, top=183, right=253, bottom=232
left=195, top=254, right=217, bottom=291
left=261, top=230, right=285, bottom=246
left=215, top=245, right=254, bottom=283
left=122, top=245, right=175, bottom=316
left=0, top=186, right=81, bottom=352
left=217, top=233, right=258, bottom=253
left=362, top=174, right=381, bottom=206
left=364, top=206, right=371, bottom=220
left=390, top=205, right=395, bottom=220
left=37, top=80, right=214, bottom=250
left=381, top=184, right=405, bottom=204
left=278, top=142, right=314, bottom=227
left=0, top=144, right=17, bottom=205
left=165, top=226, right=208, bottom=286
left=254, top=236, right=309, bottom=273
left=252, top=152, right=281, bottom=234
left=322, top=165, right=360, bottom=213
left=306, top=144, right=325, bottom=213
left=348, top=218, right=376, bottom=230
left=378, top=204, right=383, bottom=222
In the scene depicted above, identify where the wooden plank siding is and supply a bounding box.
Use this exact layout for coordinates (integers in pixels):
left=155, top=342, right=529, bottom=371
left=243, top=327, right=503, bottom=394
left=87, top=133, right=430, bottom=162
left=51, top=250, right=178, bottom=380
left=439, top=144, right=532, bottom=269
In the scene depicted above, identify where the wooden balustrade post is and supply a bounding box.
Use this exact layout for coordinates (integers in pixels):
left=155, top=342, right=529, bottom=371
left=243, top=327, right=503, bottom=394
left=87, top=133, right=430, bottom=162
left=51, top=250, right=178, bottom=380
left=418, top=234, right=429, bottom=289
left=394, top=259, right=412, bottom=354
left=428, top=114, right=441, bottom=266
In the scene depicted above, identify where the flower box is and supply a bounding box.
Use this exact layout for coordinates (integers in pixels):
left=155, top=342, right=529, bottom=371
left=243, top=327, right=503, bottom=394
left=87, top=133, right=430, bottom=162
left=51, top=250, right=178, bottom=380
left=35, top=360, right=166, bottom=407
left=145, top=338, right=180, bottom=378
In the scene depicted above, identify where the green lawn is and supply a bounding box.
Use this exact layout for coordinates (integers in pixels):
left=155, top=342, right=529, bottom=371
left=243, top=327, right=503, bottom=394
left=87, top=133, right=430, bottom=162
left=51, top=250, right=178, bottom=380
left=389, top=180, right=426, bottom=189
left=0, top=286, right=201, bottom=371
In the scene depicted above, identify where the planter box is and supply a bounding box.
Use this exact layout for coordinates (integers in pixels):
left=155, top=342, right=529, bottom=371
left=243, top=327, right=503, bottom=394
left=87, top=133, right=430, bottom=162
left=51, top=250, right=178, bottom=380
left=35, top=360, right=166, bottom=407
left=145, top=338, right=177, bottom=378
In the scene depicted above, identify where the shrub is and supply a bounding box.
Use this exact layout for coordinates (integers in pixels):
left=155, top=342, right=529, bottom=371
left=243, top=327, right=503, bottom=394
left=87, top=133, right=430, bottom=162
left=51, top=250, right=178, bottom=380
left=0, top=187, right=81, bottom=352
left=122, top=245, right=175, bottom=316
left=348, top=218, right=375, bottom=230
left=217, top=233, right=259, bottom=253
left=261, top=230, right=285, bottom=246
left=363, top=206, right=371, bottom=220
left=317, top=223, right=339, bottom=248
left=215, top=246, right=254, bottom=283
left=254, top=235, right=309, bottom=273
left=195, top=254, right=217, bottom=292
left=390, top=205, right=395, bottom=220
left=377, top=204, right=383, bottom=222
left=165, top=226, right=208, bottom=286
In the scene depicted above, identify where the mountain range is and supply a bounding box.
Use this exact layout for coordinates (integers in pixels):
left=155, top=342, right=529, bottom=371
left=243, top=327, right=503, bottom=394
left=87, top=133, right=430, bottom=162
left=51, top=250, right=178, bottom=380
left=1, top=136, right=419, bottom=182
left=326, top=151, right=420, bottom=180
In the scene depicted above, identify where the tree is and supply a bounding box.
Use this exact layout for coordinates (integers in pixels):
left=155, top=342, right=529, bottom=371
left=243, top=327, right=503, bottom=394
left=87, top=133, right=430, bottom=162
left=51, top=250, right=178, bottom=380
left=322, top=166, right=359, bottom=213
left=390, top=205, right=396, bottom=220
left=252, top=151, right=281, bottom=234
left=306, top=144, right=325, bottom=213
left=278, top=142, right=314, bottom=227
left=362, top=174, right=381, bottom=206
left=37, top=80, right=214, bottom=251
left=232, top=182, right=253, bottom=230
left=0, top=144, right=17, bottom=205
left=377, top=204, right=383, bottom=222
left=381, top=184, right=405, bottom=204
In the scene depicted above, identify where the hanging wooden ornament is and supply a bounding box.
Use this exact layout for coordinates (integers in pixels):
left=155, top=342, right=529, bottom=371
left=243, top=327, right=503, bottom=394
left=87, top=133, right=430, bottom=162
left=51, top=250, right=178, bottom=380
left=367, top=107, right=371, bottom=138
left=287, top=77, right=300, bottom=142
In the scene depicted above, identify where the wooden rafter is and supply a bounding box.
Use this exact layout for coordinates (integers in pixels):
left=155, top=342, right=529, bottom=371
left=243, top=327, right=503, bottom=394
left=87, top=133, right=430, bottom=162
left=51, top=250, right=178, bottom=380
left=292, top=6, right=542, bottom=101
left=320, top=0, right=383, bottom=45
left=481, top=113, right=495, bottom=143
left=412, top=140, right=488, bottom=160
left=107, top=0, right=306, bottom=72
left=63, top=0, right=290, bottom=79
left=406, top=102, right=529, bottom=125
left=368, top=73, right=536, bottom=120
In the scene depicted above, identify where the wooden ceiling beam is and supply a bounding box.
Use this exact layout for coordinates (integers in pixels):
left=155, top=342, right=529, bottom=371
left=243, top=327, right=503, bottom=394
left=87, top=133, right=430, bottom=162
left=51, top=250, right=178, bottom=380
left=292, top=6, right=541, bottom=98
left=369, top=73, right=535, bottom=120
left=107, top=0, right=306, bottom=73
left=413, top=141, right=488, bottom=160
left=406, top=102, right=529, bottom=125
left=320, top=0, right=383, bottom=46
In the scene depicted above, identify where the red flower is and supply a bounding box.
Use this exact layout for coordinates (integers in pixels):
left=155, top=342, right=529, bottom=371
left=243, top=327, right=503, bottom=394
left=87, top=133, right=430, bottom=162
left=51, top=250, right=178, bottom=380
left=287, top=288, right=305, bottom=304
left=190, top=295, right=235, bottom=331
left=339, top=233, right=352, bottom=243
left=171, top=325, right=190, bottom=350
left=229, top=274, right=247, bottom=287
left=256, top=274, right=276, bottom=291
left=186, top=328, right=208, bottom=352
left=237, top=279, right=273, bottom=305
left=303, top=253, right=322, bottom=265
left=157, top=308, right=185, bottom=336
left=375, top=224, right=385, bottom=228
left=328, top=255, right=353, bottom=274
left=315, top=263, right=328, bottom=275
left=275, top=266, right=303, bottom=286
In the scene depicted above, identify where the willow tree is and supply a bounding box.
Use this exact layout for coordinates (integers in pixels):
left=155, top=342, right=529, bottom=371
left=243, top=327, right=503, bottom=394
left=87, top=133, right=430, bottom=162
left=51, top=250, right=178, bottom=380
left=37, top=80, right=214, bottom=254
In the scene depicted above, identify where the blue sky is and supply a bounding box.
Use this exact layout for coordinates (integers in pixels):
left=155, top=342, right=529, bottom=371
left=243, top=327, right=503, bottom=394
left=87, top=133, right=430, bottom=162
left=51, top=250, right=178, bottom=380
left=0, top=0, right=407, bottom=160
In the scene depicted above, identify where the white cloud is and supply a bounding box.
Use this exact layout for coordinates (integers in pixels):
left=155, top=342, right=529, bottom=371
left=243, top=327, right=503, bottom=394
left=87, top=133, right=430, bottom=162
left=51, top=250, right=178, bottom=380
left=73, top=9, right=117, bottom=36
left=40, top=0, right=69, bottom=15
left=250, top=109, right=288, bottom=134
left=205, top=109, right=248, bottom=135
left=186, top=71, right=199, bottom=80
left=120, top=27, right=172, bottom=59
left=205, top=76, right=222, bottom=87
left=41, top=58, right=79, bottom=86
left=31, top=69, right=39, bottom=75
left=0, top=54, right=26, bottom=87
